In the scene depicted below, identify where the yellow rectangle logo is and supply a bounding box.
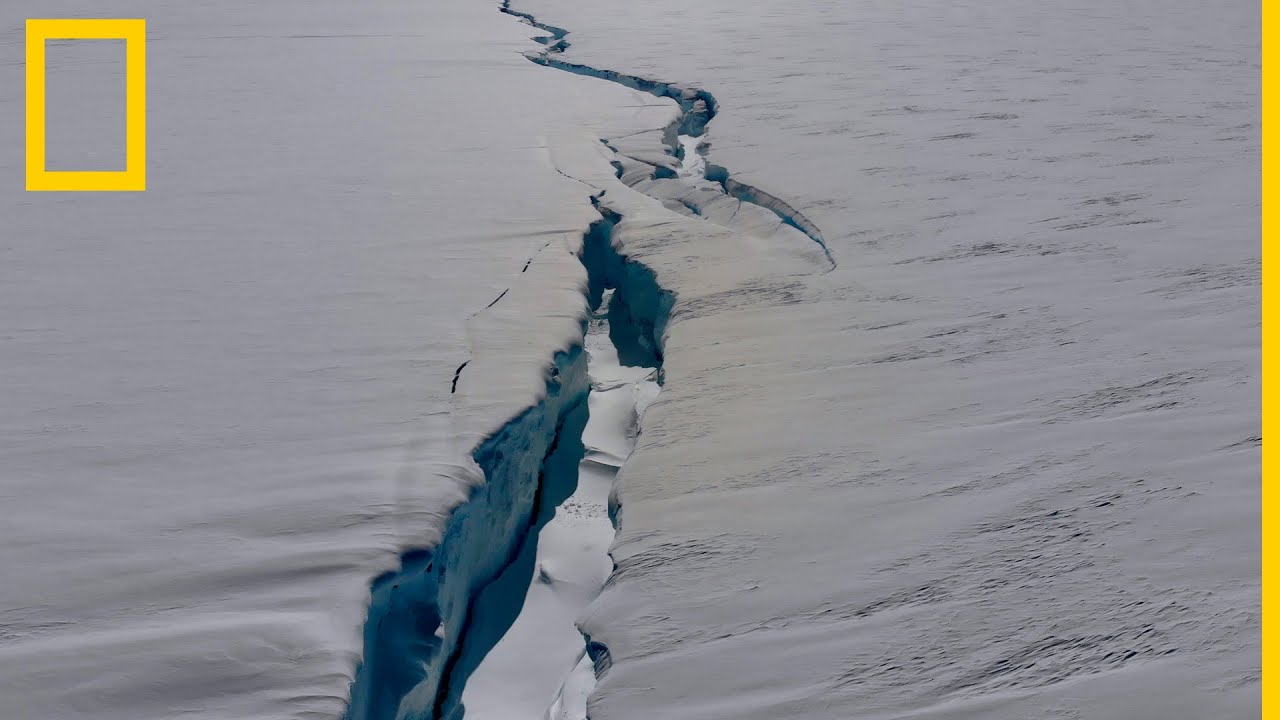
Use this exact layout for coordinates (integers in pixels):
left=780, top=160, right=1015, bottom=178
left=26, top=19, right=147, bottom=192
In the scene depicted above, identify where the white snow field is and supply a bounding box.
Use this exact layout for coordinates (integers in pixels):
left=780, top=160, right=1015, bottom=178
left=0, top=2, right=671, bottom=719
left=0, top=0, right=1258, bottom=719
left=501, top=0, right=1261, bottom=718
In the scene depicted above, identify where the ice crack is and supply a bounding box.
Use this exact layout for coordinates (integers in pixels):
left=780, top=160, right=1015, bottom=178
left=501, top=1, right=836, bottom=268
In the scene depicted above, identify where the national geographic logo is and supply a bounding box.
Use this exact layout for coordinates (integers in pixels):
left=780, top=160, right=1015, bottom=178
left=25, top=19, right=146, bottom=192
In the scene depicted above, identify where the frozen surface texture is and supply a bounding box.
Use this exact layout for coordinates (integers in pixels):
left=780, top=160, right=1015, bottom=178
left=509, top=0, right=1261, bottom=718
left=0, top=0, right=1258, bottom=718
left=0, top=2, right=668, bottom=719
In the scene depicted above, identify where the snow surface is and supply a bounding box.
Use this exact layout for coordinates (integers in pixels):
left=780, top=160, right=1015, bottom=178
left=1, top=0, right=1259, bottom=719
left=509, top=0, right=1260, bottom=718
left=0, top=2, right=669, bottom=719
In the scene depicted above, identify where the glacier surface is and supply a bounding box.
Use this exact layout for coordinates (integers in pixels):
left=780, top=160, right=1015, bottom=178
left=504, top=0, right=1261, bottom=718
left=0, top=0, right=1258, bottom=719
left=0, top=2, right=667, bottom=719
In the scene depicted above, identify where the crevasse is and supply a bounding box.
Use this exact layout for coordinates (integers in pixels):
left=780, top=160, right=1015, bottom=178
left=344, top=0, right=830, bottom=714
left=343, top=199, right=673, bottom=720
left=500, top=0, right=834, bottom=267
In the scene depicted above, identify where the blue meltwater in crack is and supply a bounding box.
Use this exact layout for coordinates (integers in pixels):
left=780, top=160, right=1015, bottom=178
left=460, top=285, right=660, bottom=720
left=345, top=196, right=675, bottom=720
